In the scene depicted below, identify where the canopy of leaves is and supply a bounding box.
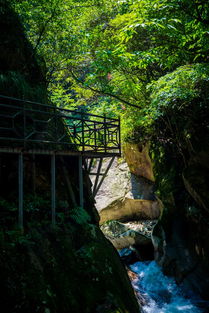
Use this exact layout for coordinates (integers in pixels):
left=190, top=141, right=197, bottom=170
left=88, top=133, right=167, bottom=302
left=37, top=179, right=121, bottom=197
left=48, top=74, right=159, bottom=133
left=149, top=63, right=209, bottom=151
left=10, top=0, right=209, bottom=141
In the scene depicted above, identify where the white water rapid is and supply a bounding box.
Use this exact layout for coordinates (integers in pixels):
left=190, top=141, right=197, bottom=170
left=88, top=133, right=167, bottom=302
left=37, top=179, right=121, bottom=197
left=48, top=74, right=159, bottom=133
left=129, top=261, right=208, bottom=313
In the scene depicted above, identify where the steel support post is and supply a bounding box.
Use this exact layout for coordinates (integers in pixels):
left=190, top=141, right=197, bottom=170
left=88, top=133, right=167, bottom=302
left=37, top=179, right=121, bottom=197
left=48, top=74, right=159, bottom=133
left=32, top=154, right=36, bottom=195
left=79, top=155, right=84, bottom=208
left=18, top=153, right=24, bottom=229
left=94, top=156, right=115, bottom=197
left=92, top=158, right=103, bottom=197
left=51, top=154, right=56, bottom=225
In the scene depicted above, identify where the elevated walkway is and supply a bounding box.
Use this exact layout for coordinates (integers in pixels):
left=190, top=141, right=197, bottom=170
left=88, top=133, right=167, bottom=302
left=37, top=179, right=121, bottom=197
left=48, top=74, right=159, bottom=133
left=0, top=95, right=121, bottom=227
left=0, top=95, right=120, bottom=156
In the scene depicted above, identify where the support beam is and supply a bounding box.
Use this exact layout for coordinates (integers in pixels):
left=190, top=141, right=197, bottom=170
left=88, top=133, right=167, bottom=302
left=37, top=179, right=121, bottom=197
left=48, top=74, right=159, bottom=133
left=87, top=158, right=94, bottom=173
left=51, top=154, right=56, bottom=225
left=61, top=157, right=77, bottom=207
left=92, top=158, right=103, bottom=197
left=18, top=153, right=24, bottom=229
left=79, top=155, right=84, bottom=208
left=32, top=154, right=36, bottom=196
left=93, top=157, right=115, bottom=197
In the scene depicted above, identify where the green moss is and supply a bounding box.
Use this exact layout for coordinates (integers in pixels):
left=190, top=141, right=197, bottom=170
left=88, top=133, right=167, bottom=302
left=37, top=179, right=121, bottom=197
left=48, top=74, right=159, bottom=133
left=0, top=71, right=47, bottom=101
left=69, top=206, right=91, bottom=225
left=0, top=221, right=139, bottom=313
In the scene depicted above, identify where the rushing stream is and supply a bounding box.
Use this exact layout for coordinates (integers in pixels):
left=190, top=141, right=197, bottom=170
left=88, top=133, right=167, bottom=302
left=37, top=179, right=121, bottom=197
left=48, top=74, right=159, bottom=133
left=128, top=260, right=208, bottom=313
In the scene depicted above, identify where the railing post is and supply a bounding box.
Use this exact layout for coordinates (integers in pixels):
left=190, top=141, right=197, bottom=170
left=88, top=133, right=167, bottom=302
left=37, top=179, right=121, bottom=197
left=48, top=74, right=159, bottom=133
left=55, top=106, right=58, bottom=150
left=94, top=121, right=97, bottom=150
left=23, top=100, right=26, bottom=149
left=81, top=112, right=85, bottom=153
left=78, top=155, right=84, bottom=208
left=104, top=114, right=107, bottom=153
left=118, top=116, right=121, bottom=155
left=18, top=153, right=24, bottom=229
left=51, top=154, right=56, bottom=226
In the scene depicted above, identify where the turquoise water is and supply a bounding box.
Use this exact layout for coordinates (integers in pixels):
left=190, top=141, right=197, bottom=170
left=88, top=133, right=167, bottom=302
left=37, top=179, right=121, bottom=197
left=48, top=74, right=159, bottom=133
left=129, top=261, right=208, bottom=313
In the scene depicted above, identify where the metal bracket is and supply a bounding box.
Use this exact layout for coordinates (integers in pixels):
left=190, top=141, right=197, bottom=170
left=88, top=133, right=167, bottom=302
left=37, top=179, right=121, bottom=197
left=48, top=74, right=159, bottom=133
left=85, top=156, right=115, bottom=198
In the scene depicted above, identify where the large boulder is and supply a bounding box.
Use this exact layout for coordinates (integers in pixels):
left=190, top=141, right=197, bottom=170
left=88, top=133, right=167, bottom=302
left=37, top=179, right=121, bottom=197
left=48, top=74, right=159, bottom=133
left=93, top=159, right=132, bottom=211
left=93, top=158, right=156, bottom=212
left=99, top=197, right=162, bottom=224
left=92, top=153, right=159, bottom=223
left=100, top=220, right=151, bottom=249
left=123, top=143, right=155, bottom=182
left=101, top=220, right=155, bottom=260
left=93, top=142, right=156, bottom=213
left=110, top=233, right=150, bottom=250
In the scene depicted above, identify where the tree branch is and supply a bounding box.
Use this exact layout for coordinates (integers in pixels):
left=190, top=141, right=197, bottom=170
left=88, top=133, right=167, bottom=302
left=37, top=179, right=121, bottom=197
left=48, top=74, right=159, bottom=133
left=34, top=9, right=57, bottom=52
left=70, top=70, right=141, bottom=109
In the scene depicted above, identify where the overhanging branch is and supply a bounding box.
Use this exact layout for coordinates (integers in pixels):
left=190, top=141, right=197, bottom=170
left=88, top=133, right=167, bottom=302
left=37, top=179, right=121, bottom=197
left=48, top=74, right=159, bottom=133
left=70, top=70, right=141, bottom=109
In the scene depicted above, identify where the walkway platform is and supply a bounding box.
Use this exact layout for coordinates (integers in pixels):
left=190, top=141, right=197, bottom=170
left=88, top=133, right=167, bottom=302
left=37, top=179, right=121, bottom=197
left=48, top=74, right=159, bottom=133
left=0, top=95, right=121, bottom=157
left=0, top=95, right=121, bottom=228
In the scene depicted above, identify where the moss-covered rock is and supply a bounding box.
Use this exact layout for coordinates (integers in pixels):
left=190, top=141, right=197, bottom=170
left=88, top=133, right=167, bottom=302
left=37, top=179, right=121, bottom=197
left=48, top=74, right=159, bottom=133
left=0, top=218, right=140, bottom=313
left=183, top=150, right=209, bottom=213
left=149, top=64, right=209, bottom=300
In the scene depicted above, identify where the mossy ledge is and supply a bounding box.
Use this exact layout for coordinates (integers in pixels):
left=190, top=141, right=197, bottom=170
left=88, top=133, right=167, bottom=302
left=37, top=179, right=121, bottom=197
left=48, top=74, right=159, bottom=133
left=0, top=220, right=139, bottom=313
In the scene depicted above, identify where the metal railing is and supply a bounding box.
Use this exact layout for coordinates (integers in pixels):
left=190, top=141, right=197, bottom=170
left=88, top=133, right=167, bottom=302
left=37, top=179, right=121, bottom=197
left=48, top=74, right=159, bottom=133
left=0, top=95, right=121, bottom=156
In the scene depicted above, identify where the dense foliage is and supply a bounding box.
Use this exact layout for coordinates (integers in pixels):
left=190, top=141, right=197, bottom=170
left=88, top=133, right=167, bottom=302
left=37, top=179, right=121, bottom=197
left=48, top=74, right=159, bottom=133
left=1, top=0, right=205, bottom=203
left=10, top=0, right=209, bottom=142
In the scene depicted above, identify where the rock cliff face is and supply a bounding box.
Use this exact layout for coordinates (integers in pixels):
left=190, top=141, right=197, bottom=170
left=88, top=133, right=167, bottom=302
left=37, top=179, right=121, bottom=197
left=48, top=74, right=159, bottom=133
left=152, top=149, right=209, bottom=300
left=149, top=67, right=209, bottom=300
left=0, top=0, right=46, bottom=100
left=94, top=145, right=160, bottom=263
left=123, top=143, right=155, bottom=183
left=0, top=2, right=140, bottom=312
left=94, top=145, right=161, bottom=224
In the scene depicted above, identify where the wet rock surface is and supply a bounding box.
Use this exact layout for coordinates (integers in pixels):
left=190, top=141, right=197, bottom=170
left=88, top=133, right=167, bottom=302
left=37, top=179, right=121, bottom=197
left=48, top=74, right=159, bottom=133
left=101, top=220, right=157, bottom=261
left=152, top=147, right=209, bottom=301
left=101, top=220, right=157, bottom=240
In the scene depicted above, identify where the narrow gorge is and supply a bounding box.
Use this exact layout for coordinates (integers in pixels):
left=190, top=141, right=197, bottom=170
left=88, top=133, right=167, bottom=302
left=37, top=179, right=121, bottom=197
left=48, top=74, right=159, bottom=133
left=0, top=1, right=209, bottom=313
left=95, top=144, right=209, bottom=312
